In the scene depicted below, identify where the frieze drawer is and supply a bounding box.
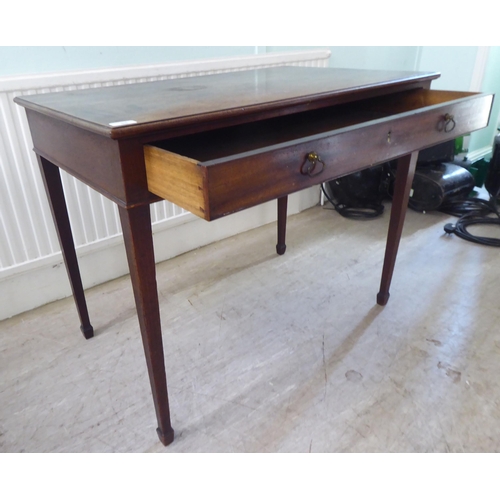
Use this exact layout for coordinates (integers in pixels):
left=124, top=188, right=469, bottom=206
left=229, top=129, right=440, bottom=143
left=144, top=88, right=493, bottom=221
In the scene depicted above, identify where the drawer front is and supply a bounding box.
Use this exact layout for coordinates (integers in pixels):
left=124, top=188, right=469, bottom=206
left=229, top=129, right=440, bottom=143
left=145, top=92, right=493, bottom=220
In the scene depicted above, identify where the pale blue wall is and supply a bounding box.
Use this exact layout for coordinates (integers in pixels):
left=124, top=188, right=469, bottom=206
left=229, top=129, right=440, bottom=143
left=416, top=46, right=479, bottom=91
left=0, top=46, right=257, bottom=77
left=469, top=47, right=500, bottom=155
left=266, top=46, right=419, bottom=70
left=328, top=46, right=419, bottom=71
left=1, top=45, right=497, bottom=153
left=0, top=45, right=456, bottom=77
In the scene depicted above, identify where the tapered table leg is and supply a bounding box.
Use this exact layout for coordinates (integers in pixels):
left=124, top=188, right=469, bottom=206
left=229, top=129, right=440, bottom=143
left=377, top=151, right=419, bottom=306
left=118, top=204, right=174, bottom=446
left=37, top=156, right=94, bottom=339
left=276, top=195, right=288, bottom=255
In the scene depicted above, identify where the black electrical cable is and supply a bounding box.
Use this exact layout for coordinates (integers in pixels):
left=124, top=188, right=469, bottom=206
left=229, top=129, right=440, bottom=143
left=439, top=197, right=492, bottom=218
left=442, top=193, right=500, bottom=247
left=321, top=153, right=500, bottom=245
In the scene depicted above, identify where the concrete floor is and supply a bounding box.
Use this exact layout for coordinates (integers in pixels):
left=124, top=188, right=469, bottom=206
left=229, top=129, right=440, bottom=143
left=2, top=203, right=500, bottom=452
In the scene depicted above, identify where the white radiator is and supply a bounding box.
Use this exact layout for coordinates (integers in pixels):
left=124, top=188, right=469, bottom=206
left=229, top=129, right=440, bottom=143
left=0, top=49, right=330, bottom=320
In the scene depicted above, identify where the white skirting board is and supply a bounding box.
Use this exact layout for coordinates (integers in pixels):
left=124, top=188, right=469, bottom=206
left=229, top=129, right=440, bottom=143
left=0, top=50, right=330, bottom=320
left=1, top=189, right=319, bottom=320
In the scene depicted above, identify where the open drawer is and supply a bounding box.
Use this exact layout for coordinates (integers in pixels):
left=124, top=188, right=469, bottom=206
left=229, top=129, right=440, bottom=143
left=144, top=88, right=493, bottom=221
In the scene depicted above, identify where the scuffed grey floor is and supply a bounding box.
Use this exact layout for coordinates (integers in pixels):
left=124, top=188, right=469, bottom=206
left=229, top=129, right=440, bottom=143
left=2, top=204, right=500, bottom=452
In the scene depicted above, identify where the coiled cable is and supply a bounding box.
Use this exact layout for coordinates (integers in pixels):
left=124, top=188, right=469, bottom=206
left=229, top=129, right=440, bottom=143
left=442, top=195, right=500, bottom=247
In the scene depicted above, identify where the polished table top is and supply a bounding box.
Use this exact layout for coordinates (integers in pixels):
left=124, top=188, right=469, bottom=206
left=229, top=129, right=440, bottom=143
left=15, top=67, right=440, bottom=139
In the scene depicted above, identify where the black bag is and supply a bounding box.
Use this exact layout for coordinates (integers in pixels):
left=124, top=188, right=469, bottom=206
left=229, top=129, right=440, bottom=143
left=403, top=163, right=475, bottom=212
left=324, top=139, right=473, bottom=218
left=326, top=164, right=390, bottom=218
left=485, top=133, right=500, bottom=198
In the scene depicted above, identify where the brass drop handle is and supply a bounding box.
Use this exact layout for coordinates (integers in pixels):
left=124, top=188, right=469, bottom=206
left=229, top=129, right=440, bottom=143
left=300, top=152, right=325, bottom=177
left=438, top=113, right=456, bottom=133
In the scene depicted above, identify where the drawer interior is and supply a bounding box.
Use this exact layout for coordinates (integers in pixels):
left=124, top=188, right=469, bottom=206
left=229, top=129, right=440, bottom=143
left=149, top=89, right=475, bottom=162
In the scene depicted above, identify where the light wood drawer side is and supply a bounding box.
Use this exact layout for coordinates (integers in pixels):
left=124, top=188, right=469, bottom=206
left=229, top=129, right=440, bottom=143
left=144, top=145, right=208, bottom=219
